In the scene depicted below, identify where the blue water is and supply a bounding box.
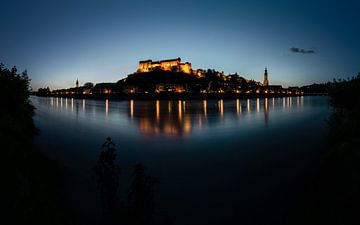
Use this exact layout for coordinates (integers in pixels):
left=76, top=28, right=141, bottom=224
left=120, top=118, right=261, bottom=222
left=31, top=96, right=330, bottom=225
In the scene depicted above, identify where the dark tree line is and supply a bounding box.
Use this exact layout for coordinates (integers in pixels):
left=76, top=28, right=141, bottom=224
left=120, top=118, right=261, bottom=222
left=294, top=72, right=360, bottom=225
left=0, top=63, right=73, bottom=225
left=37, top=87, right=51, bottom=96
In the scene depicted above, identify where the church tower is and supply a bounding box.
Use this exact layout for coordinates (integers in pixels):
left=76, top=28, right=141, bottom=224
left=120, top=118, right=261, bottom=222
left=263, top=68, right=269, bottom=86
left=76, top=79, right=79, bottom=88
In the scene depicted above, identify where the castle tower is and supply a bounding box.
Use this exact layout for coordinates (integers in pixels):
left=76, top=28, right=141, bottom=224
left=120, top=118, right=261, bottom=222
left=76, top=79, right=79, bottom=88
left=263, top=68, right=269, bottom=86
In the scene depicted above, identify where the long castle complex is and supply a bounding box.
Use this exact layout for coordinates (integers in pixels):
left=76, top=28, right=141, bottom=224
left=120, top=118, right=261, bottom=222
left=137, top=57, right=192, bottom=74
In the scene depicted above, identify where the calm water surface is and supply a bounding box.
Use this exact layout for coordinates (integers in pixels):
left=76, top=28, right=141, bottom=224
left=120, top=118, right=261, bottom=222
left=31, top=96, right=330, bottom=225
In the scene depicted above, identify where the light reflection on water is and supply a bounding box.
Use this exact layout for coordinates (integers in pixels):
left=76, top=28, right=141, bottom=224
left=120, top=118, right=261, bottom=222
left=31, top=96, right=314, bottom=139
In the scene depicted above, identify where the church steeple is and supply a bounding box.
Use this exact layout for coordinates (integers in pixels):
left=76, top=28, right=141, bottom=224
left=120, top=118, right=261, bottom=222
left=76, top=79, right=79, bottom=88
left=263, top=68, right=269, bottom=86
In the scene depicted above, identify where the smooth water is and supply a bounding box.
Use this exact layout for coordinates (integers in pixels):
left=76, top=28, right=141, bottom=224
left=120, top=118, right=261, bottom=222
left=31, top=96, right=330, bottom=225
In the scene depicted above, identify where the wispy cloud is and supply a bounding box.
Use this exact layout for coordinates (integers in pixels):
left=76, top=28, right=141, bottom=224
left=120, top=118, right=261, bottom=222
left=290, top=47, right=316, bottom=54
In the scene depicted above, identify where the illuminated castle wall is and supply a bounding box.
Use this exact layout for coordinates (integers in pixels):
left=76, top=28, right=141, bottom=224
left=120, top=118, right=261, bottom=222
left=137, top=57, right=192, bottom=74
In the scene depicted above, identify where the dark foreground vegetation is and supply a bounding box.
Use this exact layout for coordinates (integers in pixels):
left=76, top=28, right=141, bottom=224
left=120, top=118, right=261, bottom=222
left=91, top=137, right=173, bottom=225
left=0, top=64, right=72, bottom=224
left=0, top=63, right=169, bottom=225
left=294, top=73, right=360, bottom=225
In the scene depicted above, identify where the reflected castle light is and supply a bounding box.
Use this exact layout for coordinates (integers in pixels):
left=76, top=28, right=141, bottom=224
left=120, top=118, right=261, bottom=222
left=130, top=100, right=134, bottom=118
left=203, top=100, right=207, bottom=117
left=236, top=99, right=241, bottom=116
left=218, top=100, right=224, bottom=118
left=168, top=101, right=172, bottom=113
left=156, top=100, right=160, bottom=120
left=283, top=97, right=286, bottom=109
left=178, top=100, right=182, bottom=121
left=38, top=96, right=312, bottom=139
left=105, top=99, right=109, bottom=116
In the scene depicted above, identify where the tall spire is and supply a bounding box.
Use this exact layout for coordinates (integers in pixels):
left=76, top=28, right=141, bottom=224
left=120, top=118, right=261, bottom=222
left=76, top=78, right=79, bottom=88
left=263, top=68, right=269, bottom=86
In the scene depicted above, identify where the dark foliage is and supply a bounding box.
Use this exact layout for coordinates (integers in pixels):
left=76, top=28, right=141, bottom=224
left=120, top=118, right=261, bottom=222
left=37, top=87, right=51, bottom=96
left=295, top=73, right=360, bottom=225
left=0, top=63, right=72, bottom=225
left=127, top=163, right=158, bottom=225
left=83, top=82, right=94, bottom=88
left=90, top=137, right=122, bottom=224
left=91, top=138, right=165, bottom=225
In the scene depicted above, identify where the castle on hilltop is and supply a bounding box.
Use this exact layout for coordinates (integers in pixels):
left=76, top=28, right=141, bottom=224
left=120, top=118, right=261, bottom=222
left=137, top=57, right=192, bottom=74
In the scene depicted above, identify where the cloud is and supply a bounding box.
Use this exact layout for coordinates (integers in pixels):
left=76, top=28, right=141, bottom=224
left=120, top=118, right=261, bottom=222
left=290, top=47, right=316, bottom=54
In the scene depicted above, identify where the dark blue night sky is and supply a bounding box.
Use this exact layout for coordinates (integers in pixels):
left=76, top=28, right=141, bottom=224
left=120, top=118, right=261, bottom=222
left=1, top=0, right=359, bottom=89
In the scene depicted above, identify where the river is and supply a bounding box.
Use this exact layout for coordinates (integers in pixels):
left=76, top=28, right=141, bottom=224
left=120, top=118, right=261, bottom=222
left=31, top=96, right=330, bottom=225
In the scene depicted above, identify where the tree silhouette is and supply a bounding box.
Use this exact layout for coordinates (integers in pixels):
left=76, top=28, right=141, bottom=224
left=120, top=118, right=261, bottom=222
left=1, top=63, right=72, bottom=225
left=84, top=82, right=94, bottom=88
left=127, top=163, right=158, bottom=225
left=91, top=137, right=122, bottom=225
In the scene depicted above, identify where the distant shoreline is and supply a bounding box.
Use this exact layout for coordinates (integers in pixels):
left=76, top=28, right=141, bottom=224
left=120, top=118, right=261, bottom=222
left=31, top=93, right=327, bottom=101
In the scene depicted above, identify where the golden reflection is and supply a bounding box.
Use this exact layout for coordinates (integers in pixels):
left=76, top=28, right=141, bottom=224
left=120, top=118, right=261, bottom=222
left=56, top=97, right=59, bottom=108
left=256, top=98, right=260, bottom=113
left=178, top=100, right=182, bottom=121
left=65, top=98, right=68, bottom=110
left=183, top=101, right=186, bottom=113
left=83, top=99, right=86, bottom=111
left=139, top=118, right=160, bottom=134
left=218, top=99, right=224, bottom=118
left=272, top=97, right=275, bottom=110
left=138, top=116, right=193, bottom=136
left=283, top=97, right=286, bottom=109
left=203, top=100, right=207, bottom=117
left=236, top=99, right=241, bottom=116
left=105, top=99, right=109, bottom=116
left=301, top=96, right=304, bottom=107
left=168, top=101, right=172, bottom=113
left=130, top=100, right=134, bottom=118
left=156, top=100, right=160, bottom=120
left=297, top=96, right=300, bottom=107
left=247, top=99, right=251, bottom=112
left=183, top=118, right=192, bottom=133
left=51, top=97, right=53, bottom=106
left=131, top=99, right=276, bottom=137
